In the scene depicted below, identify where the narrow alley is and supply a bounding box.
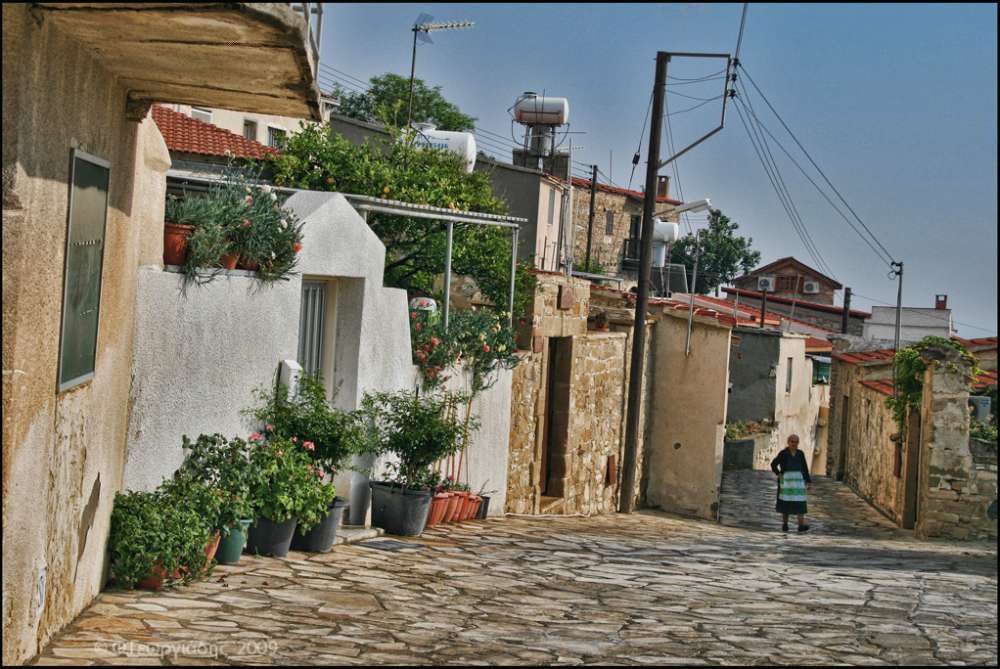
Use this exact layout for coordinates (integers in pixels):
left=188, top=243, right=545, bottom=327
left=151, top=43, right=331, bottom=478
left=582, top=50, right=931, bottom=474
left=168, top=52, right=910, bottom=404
left=33, top=475, right=998, bottom=666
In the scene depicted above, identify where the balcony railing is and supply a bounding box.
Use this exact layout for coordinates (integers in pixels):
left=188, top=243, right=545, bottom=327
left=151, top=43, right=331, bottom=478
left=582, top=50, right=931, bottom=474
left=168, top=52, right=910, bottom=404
left=288, top=3, right=323, bottom=66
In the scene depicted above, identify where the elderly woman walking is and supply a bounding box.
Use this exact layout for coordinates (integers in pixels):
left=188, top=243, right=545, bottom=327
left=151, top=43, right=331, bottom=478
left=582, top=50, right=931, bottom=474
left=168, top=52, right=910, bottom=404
left=771, top=434, right=811, bottom=533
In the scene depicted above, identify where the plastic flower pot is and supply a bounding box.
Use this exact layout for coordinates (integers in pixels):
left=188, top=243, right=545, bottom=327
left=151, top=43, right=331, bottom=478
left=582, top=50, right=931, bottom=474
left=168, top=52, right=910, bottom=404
left=470, top=496, right=483, bottom=520
left=245, top=517, right=297, bottom=557
left=217, top=520, right=252, bottom=565
left=220, top=252, right=240, bottom=270
left=463, top=495, right=478, bottom=521
left=370, top=482, right=432, bottom=536
left=290, top=497, right=349, bottom=553
left=163, top=223, right=194, bottom=266
left=477, top=496, right=491, bottom=520
left=443, top=493, right=463, bottom=523
left=425, top=492, right=451, bottom=528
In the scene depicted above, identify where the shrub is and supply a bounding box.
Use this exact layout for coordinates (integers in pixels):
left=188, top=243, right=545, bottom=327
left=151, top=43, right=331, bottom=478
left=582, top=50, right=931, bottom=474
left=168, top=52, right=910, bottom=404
left=246, top=435, right=336, bottom=531
left=360, top=391, right=475, bottom=488
left=107, top=490, right=210, bottom=589
left=171, top=434, right=255, bottom=535
left=246, top=374, right=365, bottom=472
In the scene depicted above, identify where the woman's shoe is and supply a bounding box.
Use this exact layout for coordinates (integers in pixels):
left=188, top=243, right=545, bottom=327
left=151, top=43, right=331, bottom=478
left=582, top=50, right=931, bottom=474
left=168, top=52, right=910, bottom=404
left=782, top=523, right=789, bottom=532
left=797, top=524, right=810, bottom=533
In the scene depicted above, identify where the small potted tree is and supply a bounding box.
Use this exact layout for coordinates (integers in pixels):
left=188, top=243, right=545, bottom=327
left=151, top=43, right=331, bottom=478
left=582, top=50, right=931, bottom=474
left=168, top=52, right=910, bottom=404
left=107, top=490, right=210, bottom=590
left=169, top=434, right=256, bottom=565
left=247, top=374, right=364, bottom=553
left=361, top=391, right=475, bottom=536
left=245, top=434, right=336, bottom=557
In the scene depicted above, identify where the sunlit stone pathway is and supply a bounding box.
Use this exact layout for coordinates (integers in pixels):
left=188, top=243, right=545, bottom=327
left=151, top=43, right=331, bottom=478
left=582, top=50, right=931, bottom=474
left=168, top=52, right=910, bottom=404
left=33, top=476, right=997, bottom=665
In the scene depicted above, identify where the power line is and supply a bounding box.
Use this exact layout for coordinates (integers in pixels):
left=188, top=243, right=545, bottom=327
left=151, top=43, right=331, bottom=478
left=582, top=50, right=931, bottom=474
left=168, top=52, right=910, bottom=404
left=627, top=90, right=654, bottom=191
left=662, top=94, right=695, bottom=236
left=667, top=68, right=727, bottom=83
left=734, top=3, right=749, bottom=61
left=734, top=79, right=836, bottom=278
left=667, top=94, right=725, bottom=117
left=737, top=64, right=896, bottom=266
left=733, top=96, right=832, bottom=276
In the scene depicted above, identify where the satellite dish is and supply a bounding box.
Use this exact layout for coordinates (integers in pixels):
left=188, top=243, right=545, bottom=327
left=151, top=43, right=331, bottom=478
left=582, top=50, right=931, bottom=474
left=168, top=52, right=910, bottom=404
left=414, top=13, right=434, bottom=44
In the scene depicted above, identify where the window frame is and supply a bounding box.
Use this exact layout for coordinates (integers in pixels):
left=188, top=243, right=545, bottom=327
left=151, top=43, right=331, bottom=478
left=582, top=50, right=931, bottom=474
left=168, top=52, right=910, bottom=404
left=785, top=356, right=794, bottom=394
left=243, top=119, right=258, bottom=141
left=57, top=148, right=111, bottom=393
left=267, top=125, right=288, bottom=149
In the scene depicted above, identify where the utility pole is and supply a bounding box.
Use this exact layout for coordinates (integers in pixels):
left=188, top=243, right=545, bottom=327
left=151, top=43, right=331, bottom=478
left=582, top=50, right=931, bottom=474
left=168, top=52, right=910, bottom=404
left=620, top=52, right=668, bottom=513
left=406, top=25, right=419, bottom=129
left=891, top=261, right=904, bottom=400
left=841, top=287, right=852, bottom=334
left=760, top=289, right=768, bottom=328
left=585, top=164, right=598, bottom=269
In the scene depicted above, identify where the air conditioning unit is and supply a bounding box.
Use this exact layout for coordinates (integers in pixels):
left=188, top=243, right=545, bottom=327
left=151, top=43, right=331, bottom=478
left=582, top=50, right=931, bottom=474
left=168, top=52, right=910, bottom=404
left=803, top=280, right=821, bottom=295
left=757, top=276, right=776, bottom=293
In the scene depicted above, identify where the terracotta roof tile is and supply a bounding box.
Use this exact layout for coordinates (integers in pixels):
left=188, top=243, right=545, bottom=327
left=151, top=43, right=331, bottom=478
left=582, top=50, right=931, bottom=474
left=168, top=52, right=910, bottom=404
left=569, top=177, right=681, bottom=205
left=861, top=369, right=996, bottom=397
left=860, top=379, right=895, bottom=397
left=834, top=349, right=896, bottom=365
left=723, top=287, right=871, bottom=318
left=152, top=105, right=278, bottom=160
left=805, top=337, right=833, bottom=352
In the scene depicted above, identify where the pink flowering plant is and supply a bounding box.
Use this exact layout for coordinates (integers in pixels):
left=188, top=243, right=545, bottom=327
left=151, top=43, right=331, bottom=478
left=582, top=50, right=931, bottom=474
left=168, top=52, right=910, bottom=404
left=246, top=435, right=335, bottom=530
left=246, top=373, right=365, bottom=473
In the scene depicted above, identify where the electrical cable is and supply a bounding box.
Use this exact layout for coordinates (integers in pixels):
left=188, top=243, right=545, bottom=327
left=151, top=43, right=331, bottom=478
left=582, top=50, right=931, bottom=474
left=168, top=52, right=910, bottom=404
left=627, top=90, right=654, bottom=191
left=735, top=3, right=749, bottom=61
left=738, top=64, right=896, bottom=266
left=850, top=293, right=996, bottom=335
left=667, top=95, right=725, bottom=117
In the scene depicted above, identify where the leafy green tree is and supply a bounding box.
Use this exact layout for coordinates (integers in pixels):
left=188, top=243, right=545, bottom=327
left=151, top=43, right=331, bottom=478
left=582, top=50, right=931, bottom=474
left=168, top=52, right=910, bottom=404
left=333, top=73, right=476, bottom=131
left=269, top=122, right=534, bottom=314
left=668, top=209, right=761, bottom=294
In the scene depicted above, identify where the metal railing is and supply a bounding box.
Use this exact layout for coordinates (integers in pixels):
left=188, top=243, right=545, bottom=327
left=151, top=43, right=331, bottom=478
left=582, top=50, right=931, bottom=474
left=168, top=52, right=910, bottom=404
left=287, top=3, right=323, bottom=66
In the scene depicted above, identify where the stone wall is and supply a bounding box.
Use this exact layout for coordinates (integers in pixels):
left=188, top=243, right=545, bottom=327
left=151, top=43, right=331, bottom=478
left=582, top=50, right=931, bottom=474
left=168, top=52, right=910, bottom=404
left=571, top=187, right=642, bottom=273
left=843, top=384, right=904, bottom=523
left=506, top=351, right=544, bottom=514
left=2, top=6, right=170, bottom=663
left=916, top=345, right=998, bottom=541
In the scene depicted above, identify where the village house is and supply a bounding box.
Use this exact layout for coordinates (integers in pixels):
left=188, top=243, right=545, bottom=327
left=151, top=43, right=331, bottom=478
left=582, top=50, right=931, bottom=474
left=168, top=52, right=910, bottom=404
left=862, top=294, right=956, bottom=343
left=568, top=175, right=680, bottom=281
left=1, top=4, right=321, bottom=664
left=724, top=285, right=870, bottom=335
left=732, top=256, right=843, bottom=305
left=827, top=337, right=997, bottom=540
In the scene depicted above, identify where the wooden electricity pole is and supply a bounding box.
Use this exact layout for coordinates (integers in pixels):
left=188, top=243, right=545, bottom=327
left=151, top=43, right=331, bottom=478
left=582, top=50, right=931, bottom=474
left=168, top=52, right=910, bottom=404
left=585, top=164, right=598, bottom=269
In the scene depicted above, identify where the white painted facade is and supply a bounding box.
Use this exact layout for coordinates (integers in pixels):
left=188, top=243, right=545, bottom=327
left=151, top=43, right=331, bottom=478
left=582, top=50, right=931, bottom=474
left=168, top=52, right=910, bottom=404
left=122, top=191, right=512, bottom=518
left=863, top=306, right=954, bottom=343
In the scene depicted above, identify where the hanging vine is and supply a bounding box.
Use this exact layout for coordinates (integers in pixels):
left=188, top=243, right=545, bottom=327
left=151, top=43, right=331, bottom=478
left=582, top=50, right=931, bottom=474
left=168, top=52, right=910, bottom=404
left=885, top=336, right=980, bottom=436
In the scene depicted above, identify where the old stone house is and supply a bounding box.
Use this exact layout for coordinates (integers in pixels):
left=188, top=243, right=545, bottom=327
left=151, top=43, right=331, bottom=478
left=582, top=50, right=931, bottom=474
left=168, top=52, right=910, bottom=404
left=732, top=256, right=842, bottom=305
left=2, top=4, right=320, bottom=664
left=724, top=286, right=871, bottom=335
left=828, top=338, right=997, bottom=540
left=568, top=176, right=680, bottom=279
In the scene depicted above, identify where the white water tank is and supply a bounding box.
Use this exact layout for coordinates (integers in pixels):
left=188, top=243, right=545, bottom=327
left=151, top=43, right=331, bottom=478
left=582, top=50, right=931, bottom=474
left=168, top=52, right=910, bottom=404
left=651, top=219, right=680, bottom=268
left=513, top=93, right=570, bottom=125
left=412, top=123, right=477, bottom=173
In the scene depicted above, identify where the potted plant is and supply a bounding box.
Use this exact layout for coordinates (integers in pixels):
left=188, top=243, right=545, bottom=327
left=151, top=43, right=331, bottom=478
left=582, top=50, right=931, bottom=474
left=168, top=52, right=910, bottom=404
left=247, top=374, right=364, bottom=552
left=228, top=182, right=304, bottom=279
left=107, top=490, right=210, bottom=590
left=475, top=483, right=498, bottom=519
left=360, top=391, right=474, bottom=536
left=171, top=434, right=256, bottom=566
left=163, top=195, right=207, bottom=266
left=157, top=470, right=224, bottom=565
left=245, top=434, right=335, bottom=557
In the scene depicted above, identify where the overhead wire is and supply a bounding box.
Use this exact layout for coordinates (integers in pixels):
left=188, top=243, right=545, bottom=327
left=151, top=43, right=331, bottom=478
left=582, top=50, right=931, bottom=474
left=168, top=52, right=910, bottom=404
left=737, top=64, right=896, bottom=267
left=850, top=293, right=996, bottom=335
left=627, top=90, right=654, bottom=191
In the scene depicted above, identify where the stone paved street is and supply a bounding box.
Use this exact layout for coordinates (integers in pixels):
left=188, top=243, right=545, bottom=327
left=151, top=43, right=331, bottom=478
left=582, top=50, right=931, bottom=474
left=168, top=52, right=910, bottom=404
left=34, top=474, right=997, bottom=666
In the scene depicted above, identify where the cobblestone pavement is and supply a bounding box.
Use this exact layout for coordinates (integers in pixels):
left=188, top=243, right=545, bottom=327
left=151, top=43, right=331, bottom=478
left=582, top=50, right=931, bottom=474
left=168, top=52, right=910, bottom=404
left=34, top=475, right=997, bottom=666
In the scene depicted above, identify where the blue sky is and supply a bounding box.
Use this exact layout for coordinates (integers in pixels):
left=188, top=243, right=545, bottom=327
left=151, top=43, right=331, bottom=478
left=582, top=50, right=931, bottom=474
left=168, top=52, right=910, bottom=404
left=321, top=3, right=997, bottom=335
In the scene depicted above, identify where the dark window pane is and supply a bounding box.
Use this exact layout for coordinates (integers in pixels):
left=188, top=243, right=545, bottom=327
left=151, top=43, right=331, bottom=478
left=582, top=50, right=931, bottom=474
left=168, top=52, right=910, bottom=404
left=59, top=152, right=109, bottom=390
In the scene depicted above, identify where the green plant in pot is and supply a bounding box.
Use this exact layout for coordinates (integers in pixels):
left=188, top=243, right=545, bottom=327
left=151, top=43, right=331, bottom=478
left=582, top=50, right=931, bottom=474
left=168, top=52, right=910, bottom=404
left=360, top=390, right=476, bottom=536
left=107, top=490, right=210, bottom=590
left=246, top=374, right=364, bottom=551
left=245, top=434, right=336, bottom=557
left=170, top=434, right=256, bottom=565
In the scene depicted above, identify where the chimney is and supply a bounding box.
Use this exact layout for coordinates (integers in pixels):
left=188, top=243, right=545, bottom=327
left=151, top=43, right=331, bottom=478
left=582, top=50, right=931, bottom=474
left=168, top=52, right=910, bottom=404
left=656, top=175, right=670, bottom=199
left=935, top=294, right=948, bottom=310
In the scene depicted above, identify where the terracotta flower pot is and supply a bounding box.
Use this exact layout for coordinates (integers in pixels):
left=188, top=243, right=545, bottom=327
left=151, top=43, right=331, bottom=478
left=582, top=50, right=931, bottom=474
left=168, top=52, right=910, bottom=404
left=137, top=563, right=182, bottom=591
left=470, top=496, right=483, bottom=520
left=462, top=494, right=478, bottom=521
left=163, top=222, right=194, bottom=266
left=204, top=532, right=222, bottom=565
left=425, top=492, right=451, bottom=528
left=443, top=493, right=462, bottom=523
left=237, top=257, right=259, bottom=271
left=220, top=252, right=240, bottom=270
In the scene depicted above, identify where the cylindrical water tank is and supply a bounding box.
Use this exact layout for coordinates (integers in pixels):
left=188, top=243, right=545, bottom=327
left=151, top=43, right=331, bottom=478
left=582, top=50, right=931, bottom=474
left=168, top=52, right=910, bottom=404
left=653, top=218, right=680, bottom=243
left=653, top=242, right=667, bottom=268
left=513, top=93, right=570, bottom=125
left=413, top=125, right=477, bottom=173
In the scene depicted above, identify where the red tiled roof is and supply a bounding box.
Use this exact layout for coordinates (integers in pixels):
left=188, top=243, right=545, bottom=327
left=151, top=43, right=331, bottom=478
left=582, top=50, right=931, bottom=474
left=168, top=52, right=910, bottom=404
left=806, top=337, right=833, bottom=353
left=723, top=287, right=871, bottom=318
left=733, top=256, right=842, bottom=290
left=151, top=105, right=278, bottom=160
left=569, top=177, right=681, bottom=206
left=861, top=369, right=997, bottom=397
left=591, top=285, right=736, bottom=328
left=688, top=293, right=818, bottom=331
left=835, top=349, right=896, bottom=365
left=952, top=336, right=998, bottom=351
